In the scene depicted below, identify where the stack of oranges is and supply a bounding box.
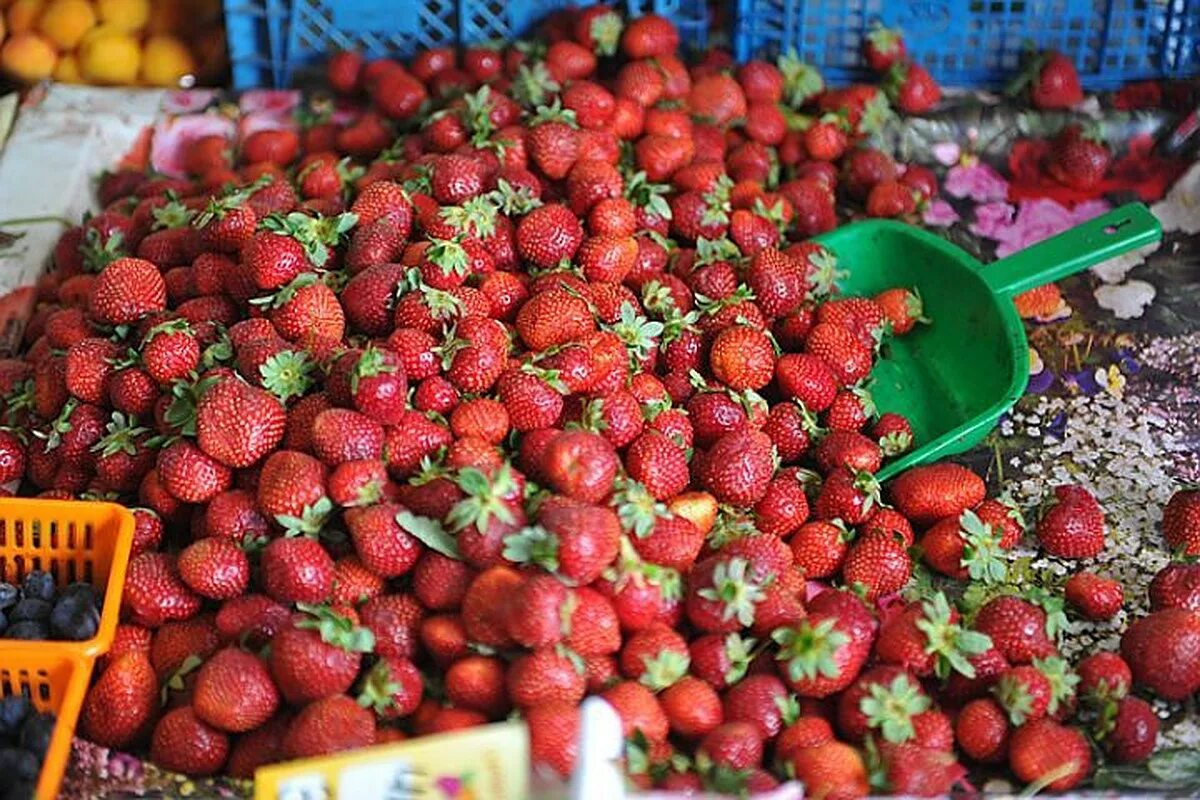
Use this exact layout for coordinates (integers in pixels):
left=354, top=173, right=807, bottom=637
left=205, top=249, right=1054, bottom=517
left=0, top=0, right=227, bottom=87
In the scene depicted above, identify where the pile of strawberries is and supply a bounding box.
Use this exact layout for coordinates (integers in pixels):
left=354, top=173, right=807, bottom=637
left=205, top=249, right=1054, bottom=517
left=1, top=7, right=1197, bottom=796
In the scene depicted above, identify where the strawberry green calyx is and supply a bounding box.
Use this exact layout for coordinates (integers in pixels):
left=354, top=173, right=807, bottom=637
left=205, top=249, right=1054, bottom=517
left=723, top=633, right=757, bottom=685
left=701, top=175, right=734, bottom=227
left=1022, top=586, right=1068, bottom=644
left=615, top=478, right=670, bottom=538
left=773, top=617, right=851, bottom=682
left=778, top=50, right=825, bottom=108
left=260, top=350, right=316, bottom=403
left=530, top=98, right=579, bottom=130
left=461, top=85, right=496, bottom=145
left=446, top=464, right=517, bottom=535
left=80, top=228, right=125, bottom=273
left=916, top=592, right=992, bottom=679
left=151, top=198, right=195, bottom=231
left=589, top=10, right=623, bottom=56
left=867, top=22, right=904, bottom=55
left=249, top=272, right=320, bottom=311
left=640, top=649, right=691, bottom=691
left=276, top=496, right=334, bottom=537
left=605, top=302, right=664, bottom=372
left=503, top=524, right=560, bottom=573
left=959, top=509, right=1008, bottom=584
left=350, top=344, right=398, bottom=395
left=704, top=506, right=757, bottom=550
left=356, top=659, right=402, bottom=714
left=161, top=654, right=203, bottom=705
left=861, top=673, right=931, bottom=744
left=441, top=194, right=499, bottom=239
left=397, top=510, right=461, bottom=559
left=195, top=174, right=272, bottom=228
left=489, top=178, right=542, bottom=215
left=92, top=411, right=149, bottom=458
left=699, top=556, right=773, bottom=627
left=1034, top=655, right=1080, bottom=715
left=296, top=601, right=376, bottom=653
left=879, top=429, right=913, bottom=457
left=2, top=379, right=34, bottom=425
left=425, top=237, right=471, bottom=277
left=994, top=670, right=1038, bottom=726
left=35, top=398, right=77, bottom=451
left=161, top=374, right=218, bottom=438
left=694, top=236, right=740, bottom=267
left=261, top=211, right=358, bottom=268
left=857, top=92, right=896, bottom=137
left=624, top=171, right=673, bottom=221
left=512, top=62, right=560, bottom=110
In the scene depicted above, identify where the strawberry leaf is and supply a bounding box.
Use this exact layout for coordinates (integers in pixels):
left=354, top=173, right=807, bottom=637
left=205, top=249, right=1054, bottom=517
left=397, top=510, right=460, bottom=560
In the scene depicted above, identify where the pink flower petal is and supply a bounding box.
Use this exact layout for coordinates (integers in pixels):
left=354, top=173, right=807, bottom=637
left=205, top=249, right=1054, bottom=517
left=921, top=199, right=960, bottom=227
left=1071, top=198, right=1112, bottom=223
left=945, top=162, right=1009, bottom=202
left=161, top=89, right=218, bottom=114
left=239, top=89, right=302, bottom=116
left=150, top=113, right=236, bottom=178
left=968, top=201, right=1015, bottom=239
left=932, top=141, right=961, bottom=166
left=238, top=110, right=299, bottom=140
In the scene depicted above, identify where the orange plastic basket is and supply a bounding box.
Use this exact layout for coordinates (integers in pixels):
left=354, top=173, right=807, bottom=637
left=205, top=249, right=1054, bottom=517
left=0, top=498, right=135, bottom=658
left=0, top=651, right=95, bottom=800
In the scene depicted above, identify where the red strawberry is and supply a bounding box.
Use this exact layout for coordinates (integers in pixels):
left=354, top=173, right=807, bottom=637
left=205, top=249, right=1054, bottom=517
left=696, top=429, right=774, bottom=507
left=1064, top=571, right=1123, bottom=620
left=541, top=429, right=619, bottom=504
left=775, top=353, right=838, bottom=411
left=345, top=502, right=421, bottom=578
left=89, top=257, right=166, bottom=324
left=261, top=535, right=334, bottom=604
left=974, top=595, right=1061, bottom=664
left=955, top=698, right=1010, bottom=764
left=1120, top=608, right=1200, bottom=700
left=888, top=62, right=941, bottom=114
left=1150, top=562, right=1200, bottom=611
left=178, top=537, right=250, bottom=600
left=708, top=325, right=776, bottom=391
left=196, top=377, right=287, bottom=468
left=890, top=462, right=986, bottom=526
left=270, top=606, right=374, bottom=704
left=1163, top=487, right=1200, bottom=554
left=773, top=589, right=874, bottom=698
left=1007, top=719, right=1091, bottom=792
left=1046, top=124, right=1111, bottom=190
left=1036, top=484, right=1105, bottom=558
left=123, top=552, right=202, bottom=628
left=505, top=496, right=621, bottom=585
left=661, top=675, right=723, bottom=739
left=621, top=14, right=678, bottom=59
left=193, top=647, right=280, bottom=733
left=527, top=701, right=581, bottom=777
left=1103, top=696, right=1159, bottom=764
left=602, top=680, right=669, bottom=742
left=864, top=23, right=906, bottom=71
left=1026, top=51, right=1084, bottom=110
left=282, top=695, right=375, bottom=759
left=507, top=648, right=587, bottom=708
left=875, top=593, right=993, bottom=679
left=1076, top=651, right=1132, bottom=699
left=80, top=651, right=158, bottom=748
left=806, top=322, right=873, bottom=387
left=150, top=707, right=230, bottom=776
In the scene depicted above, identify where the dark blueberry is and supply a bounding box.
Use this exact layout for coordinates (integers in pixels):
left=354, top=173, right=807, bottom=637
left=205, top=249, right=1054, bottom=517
left=50, top=595, right=99, bottom=641
left=4, top=622, right=47, bottom=640
left=19, top=712, right=53, bottom=761
left=0, top=583, right=17, bottom=611
left=8, top=599, right=49, bottom=623
left=20, top=572, right=54, bottom=603
left=0, top=695, right=30, bottom=740
left=58, top=583, right=100, bottom=609
left=0, top=609, right=7, bottom=636
left=0, top=747, right=39, bottom=782
left=2, top=778, right=35, bottom=800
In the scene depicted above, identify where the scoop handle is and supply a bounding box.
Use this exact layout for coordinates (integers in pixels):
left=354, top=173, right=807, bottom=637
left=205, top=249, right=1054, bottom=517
left=980, top=203, right=1162, bottom=298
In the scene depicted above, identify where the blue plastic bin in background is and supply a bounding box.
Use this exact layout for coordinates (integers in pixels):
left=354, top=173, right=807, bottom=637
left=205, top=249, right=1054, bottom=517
left=733, top=0, right=1199, bottom=90
left=224, top=0, right=709, bottom=89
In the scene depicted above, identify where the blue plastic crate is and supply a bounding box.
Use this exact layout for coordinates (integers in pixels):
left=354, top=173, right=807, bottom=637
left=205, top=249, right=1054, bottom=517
left=733, top=0, right=1200, bottom=89
left=225, top=0, right=711, bottom=88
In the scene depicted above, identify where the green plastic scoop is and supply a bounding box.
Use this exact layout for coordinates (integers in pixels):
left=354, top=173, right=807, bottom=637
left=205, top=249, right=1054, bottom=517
left=811, top=202, right=1162, bottom=481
